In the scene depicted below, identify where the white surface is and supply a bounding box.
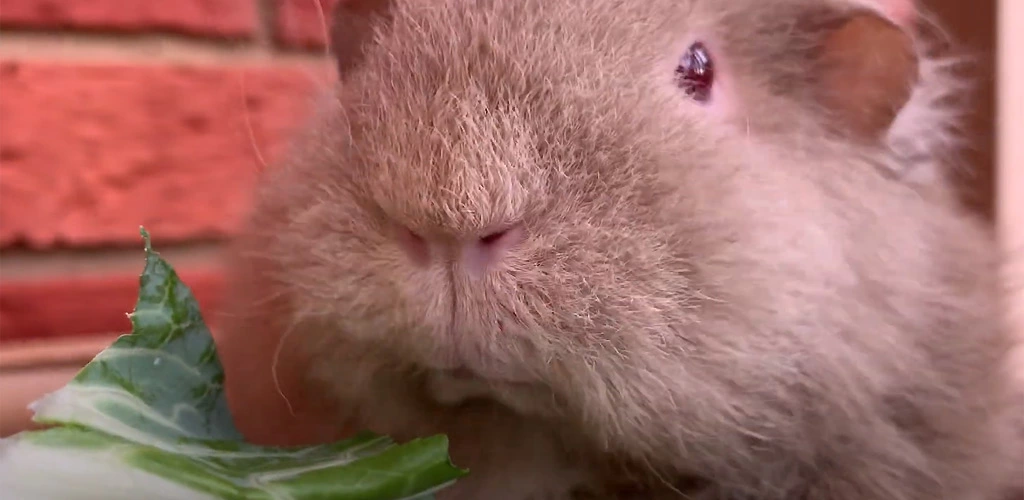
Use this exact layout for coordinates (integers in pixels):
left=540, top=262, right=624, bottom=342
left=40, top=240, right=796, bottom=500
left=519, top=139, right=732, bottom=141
left=0, top=437, right=215, bottom=500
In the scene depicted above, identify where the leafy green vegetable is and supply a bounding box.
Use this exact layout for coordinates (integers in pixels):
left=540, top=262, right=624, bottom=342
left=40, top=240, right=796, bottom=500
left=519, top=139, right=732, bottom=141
left=0, top=228, right=466, bottom=500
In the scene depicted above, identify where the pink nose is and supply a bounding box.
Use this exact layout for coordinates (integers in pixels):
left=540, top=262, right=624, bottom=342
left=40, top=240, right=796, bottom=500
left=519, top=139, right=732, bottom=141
left=396, top=224, right=525, bottom=275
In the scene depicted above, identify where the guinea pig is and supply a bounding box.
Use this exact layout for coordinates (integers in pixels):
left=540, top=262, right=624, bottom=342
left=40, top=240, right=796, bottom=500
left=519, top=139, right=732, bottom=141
left=213, top=0, right=1024, bottom=498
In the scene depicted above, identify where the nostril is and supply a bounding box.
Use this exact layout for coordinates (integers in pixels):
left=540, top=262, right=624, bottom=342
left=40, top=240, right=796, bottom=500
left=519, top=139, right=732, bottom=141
left=461, top=223, right=525, bottom=275
left=396, top=226, right=431, bottom=267
left=478, top=224, right=524, bottom=250
left=480, top=230, right=508, bottom=246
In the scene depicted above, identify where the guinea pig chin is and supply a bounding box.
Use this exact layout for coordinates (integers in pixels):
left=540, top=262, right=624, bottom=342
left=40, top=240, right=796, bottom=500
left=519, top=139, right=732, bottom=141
left=372, top=272, right=540, bottom=388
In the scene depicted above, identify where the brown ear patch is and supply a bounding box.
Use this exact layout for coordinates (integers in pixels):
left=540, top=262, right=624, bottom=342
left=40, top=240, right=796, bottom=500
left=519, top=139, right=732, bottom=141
left=330, top=0, right=394, bottom=76
left=815, top=13, right=919, bottom=140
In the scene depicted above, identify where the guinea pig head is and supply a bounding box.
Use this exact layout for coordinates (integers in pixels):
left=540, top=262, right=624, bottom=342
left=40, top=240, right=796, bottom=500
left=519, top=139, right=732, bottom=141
left=248, top=0, right=966, bottom=448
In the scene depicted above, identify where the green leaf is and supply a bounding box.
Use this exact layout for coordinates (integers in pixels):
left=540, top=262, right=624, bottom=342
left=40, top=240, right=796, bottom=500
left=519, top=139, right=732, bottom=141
left=0, top=227, right=467, bottom=500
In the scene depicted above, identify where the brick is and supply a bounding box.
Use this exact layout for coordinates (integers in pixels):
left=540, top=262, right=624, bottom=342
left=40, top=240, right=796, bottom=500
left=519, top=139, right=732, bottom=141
left=274, top=0, right=339, bottom=49
left=0, top=270, right=224, bottom=343
left=0, top=0, right=258, bottom=39
left=0, top=61, right=333, bottom=248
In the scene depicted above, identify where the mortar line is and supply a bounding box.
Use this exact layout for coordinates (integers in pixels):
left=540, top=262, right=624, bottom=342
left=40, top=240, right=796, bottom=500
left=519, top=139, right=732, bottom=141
left=0, top=241, right=227, bottom=281
left=0, top=30, right=331, bottom=66
left=255, top=0, right=280, bottom=49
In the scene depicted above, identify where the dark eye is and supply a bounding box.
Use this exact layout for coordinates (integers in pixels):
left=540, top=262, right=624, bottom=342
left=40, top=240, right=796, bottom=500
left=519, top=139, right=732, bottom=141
left=675, top=42, right=714, bottom=102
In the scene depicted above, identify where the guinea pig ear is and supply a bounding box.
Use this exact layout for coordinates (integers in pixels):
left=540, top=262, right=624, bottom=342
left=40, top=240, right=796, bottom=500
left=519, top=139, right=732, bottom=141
left=329, top=0, right=394, bottom=76
left=812, top=11, right=919, bottom=141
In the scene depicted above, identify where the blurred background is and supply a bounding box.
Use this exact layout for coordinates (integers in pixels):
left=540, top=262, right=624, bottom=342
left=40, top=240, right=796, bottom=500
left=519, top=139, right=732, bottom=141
left=0, top=0, right=1021, bottom=436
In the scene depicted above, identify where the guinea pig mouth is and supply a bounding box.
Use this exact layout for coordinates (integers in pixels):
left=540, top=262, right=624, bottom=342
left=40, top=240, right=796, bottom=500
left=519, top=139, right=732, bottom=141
left=414, top=340, right=536, bottom=385
left=423, top=366, right=551, bottom=415
left=424, top=368, right=493, bottom=406
left=432, top=365, right=528, bottom=385
left=438, top=366, right=476, bottom=380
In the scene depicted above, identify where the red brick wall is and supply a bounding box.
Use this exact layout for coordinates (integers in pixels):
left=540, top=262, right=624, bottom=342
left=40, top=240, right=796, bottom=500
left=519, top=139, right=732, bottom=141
left=0, top=0, right=338, bottom=343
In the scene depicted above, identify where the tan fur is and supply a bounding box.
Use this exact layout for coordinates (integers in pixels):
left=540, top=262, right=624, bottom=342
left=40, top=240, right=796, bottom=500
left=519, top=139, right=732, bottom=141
left=215, top=0, right=1024, bottom=498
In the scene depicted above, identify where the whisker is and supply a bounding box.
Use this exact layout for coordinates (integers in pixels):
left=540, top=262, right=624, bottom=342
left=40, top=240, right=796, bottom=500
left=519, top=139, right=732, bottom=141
left=270, top=313, right=309, bottom=416
left=238, top=73, right=270, bottom=174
